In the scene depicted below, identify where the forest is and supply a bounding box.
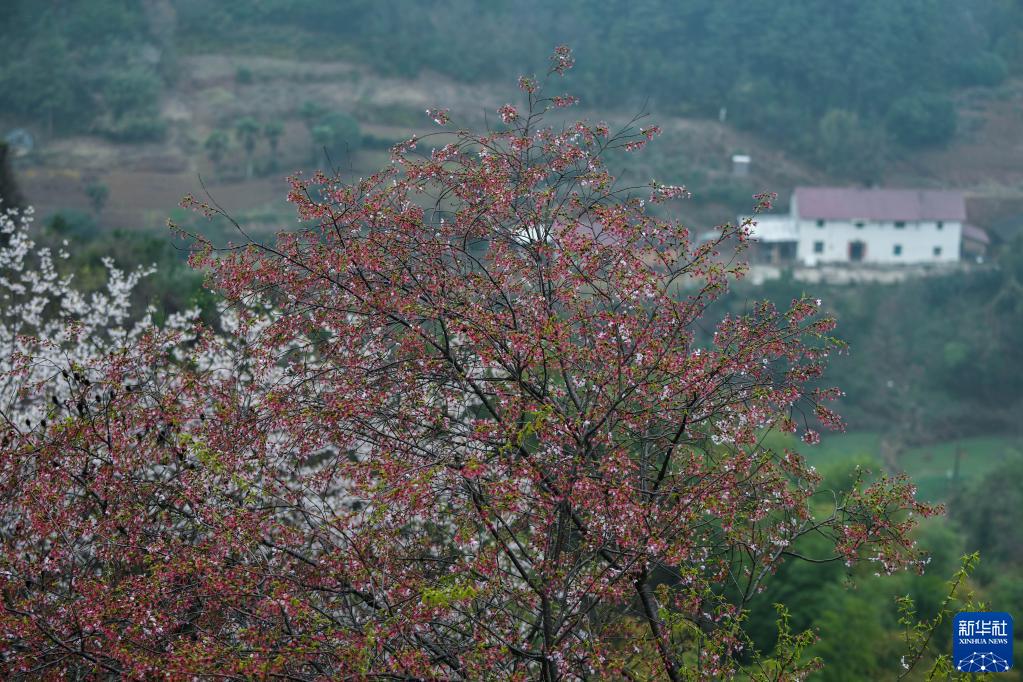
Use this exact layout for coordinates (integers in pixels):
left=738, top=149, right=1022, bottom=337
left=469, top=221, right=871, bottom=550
left=3, top=0, right=1023, bottom=172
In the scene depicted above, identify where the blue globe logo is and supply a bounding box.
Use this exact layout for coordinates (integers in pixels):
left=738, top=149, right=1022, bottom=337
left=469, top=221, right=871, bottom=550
left=957, top=652, right=1011, bottom=673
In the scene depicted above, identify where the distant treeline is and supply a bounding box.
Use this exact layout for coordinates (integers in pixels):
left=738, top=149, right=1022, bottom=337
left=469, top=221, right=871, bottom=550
left=0, top=1, right=167, bottom=140
left=174, top=0, right=1022, bottom=177
left=2, top=1, right=1022, bottom=176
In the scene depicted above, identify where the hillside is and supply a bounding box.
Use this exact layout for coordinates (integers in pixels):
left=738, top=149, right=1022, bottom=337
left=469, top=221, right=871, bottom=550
left=3, top=0, right=1023, bottom=238
left=10, top=53, right=1023, bottom=238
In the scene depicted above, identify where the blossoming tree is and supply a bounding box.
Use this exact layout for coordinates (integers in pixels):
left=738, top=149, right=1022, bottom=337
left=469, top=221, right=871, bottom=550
left=0, top=205, right=200, bottom=425
left=0, top=49, right=934, bottom=680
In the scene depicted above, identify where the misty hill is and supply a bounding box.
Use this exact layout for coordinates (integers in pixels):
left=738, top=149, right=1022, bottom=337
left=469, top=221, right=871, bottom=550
left=2, top=0, right=1023, bottom=232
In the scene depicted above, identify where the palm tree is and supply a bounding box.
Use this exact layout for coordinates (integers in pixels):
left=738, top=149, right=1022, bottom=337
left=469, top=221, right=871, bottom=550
left=204, top=130, right=230, bottom=169
left=264, top=120, right=284, bottom=171
left=234, top=117, right=261, bottom=179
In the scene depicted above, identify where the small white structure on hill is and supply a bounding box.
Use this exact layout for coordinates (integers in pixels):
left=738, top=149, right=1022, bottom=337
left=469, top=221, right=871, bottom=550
left=750, top=187, right=974, bottom=266
left=731, top=154, right=750, bottom=177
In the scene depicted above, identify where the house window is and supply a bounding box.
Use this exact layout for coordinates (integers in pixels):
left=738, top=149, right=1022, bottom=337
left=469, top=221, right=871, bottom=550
left=813, top=241, right=824, bottom=253
left=933, top=246, right=942, bottom=257
left=894, top=221, right=906, bottom=229
left=937, top=221, right=944, bottom=230
left=816, top=219, right=825, bottom=228
left=893, top=244, right=902, bottom=256
left=855, top=221, right=865, bottom=229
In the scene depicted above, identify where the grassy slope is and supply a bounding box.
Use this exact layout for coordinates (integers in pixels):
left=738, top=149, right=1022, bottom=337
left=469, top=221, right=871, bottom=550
left=765, top=431, right=1023, bottom=503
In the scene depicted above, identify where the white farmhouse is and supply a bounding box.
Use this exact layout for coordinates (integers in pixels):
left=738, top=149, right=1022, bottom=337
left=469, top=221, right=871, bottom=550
left=750, top=187, right=969, bottom=266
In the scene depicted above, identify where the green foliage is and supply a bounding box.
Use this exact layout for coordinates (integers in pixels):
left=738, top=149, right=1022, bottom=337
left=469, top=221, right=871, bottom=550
left=737, top=469, right=1002, bottom=681
left=204, top=130, right=230, bottom=166
left=886, top=93, right=958, bottom=148
left=95, top=66, right=166, bottom=143
left=815, top=109, right=886, bottom=184
left=896, top=552, right=983, bottom=680
left=299, top=100, right=329, bottom=125
left=102, top=69, right=161, bottom=121
left=746, top=604, right=823, bottom=680
left=421, top=579, right=478, bottom=607
left=261, top=120, right=285, bottom=173
left=310, top=125, right=334, bottom=159
left=322, top=113, right=361, bottom=152
left=263, top=120, right=284, bottom=154
left=295, top=100, right=363, bottom=164
left=234, top=116, right=261, bottom=177
left=731, top=251, right=1023, bottom=440
left=811, top=582, right=895, bottom=681
left=0, top=143, right=25, bottom=209
left=235, top=65, right=254, bottom=84
left=234, top=116, right=261, bottom=154
left=954, top=52, right=1009, bottom=87
left=62, top=0, right=148, bottom=42
left=101, top=113, right=168, bottom=143
left=0, top=33, right=82, bottom=134
left=85, top=182, right=109, bottom=215
left=730, top=395, right=1022, bottom=676
left=46, top=211, right=102, bottom=242
left=741, top=531, right=848, bottom=653
left=0, top=0, right=162, bottom=135
left=950, top=456, right=1023, bottom=572
left=987, top=573, right=1023, bottom=645
left=308, top=112, right=361, bottom=163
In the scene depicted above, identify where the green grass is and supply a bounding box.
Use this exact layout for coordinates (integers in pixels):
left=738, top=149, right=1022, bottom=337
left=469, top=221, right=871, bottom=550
left=764, top=431, right=1023, bottom=502
left=896, top=436, right=1023, bottom=502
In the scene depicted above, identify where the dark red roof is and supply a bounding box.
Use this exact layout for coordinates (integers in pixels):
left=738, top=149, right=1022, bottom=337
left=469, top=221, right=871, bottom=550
left=962, top=224, right=990, bottom=245
left=794, top=187, right=966, bottom=222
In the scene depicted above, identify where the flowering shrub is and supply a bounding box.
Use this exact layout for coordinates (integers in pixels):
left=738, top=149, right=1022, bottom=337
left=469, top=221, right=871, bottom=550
left=0, top=206, right=199, bottom=424
left=0, top=49, right=935, bottom=680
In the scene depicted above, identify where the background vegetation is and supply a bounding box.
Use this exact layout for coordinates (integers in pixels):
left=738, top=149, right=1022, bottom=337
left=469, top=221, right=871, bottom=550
left=4, top=0, right=1023, bottom=169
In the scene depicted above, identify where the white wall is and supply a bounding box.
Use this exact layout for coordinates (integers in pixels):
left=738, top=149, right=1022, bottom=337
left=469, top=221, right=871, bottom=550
left=796, top=219, right=962, bottom=266
left=747, top=214, right=798, bottom=242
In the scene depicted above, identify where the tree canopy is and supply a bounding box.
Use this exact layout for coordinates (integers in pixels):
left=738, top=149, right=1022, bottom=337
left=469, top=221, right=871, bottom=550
left=0, top=49, right=937, bottom=680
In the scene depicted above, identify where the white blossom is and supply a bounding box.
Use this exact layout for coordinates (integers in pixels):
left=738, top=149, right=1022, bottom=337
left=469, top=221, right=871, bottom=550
left=0, top=205, right=198, bottom=422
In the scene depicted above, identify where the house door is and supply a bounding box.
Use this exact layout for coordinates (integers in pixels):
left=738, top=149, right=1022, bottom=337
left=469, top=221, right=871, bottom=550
left=849, top=240, right=866, bottom=262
